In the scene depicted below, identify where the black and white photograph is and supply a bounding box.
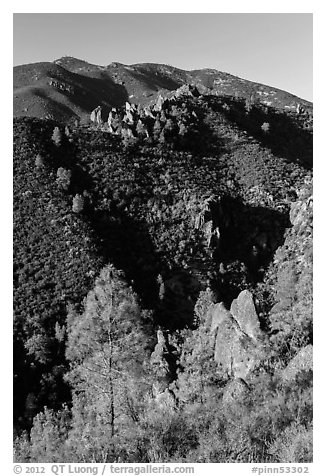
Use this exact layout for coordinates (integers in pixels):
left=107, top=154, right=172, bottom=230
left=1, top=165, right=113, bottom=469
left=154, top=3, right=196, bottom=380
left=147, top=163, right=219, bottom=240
left=12, top=8, right=313, bottom=468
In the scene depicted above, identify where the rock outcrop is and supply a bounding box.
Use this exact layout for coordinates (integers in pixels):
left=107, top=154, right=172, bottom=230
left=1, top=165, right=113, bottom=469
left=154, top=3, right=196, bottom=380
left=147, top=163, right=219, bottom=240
left=173, top=84, right=200, bottom=99
left=123, top=110, right=134, bottom=125
left=49, top=80, right=74, bottom=94
left=230, top=290, right=262, bottom=340
left=142, top=106, right=155, bottom=118
left=208, top=290, right=264, bottom=379
left=153, top=94, right=165, bottom=112
left=90, top=106, right=102, bottom=125
left=213, top=317, right=259, bottom=379
left=123, top=102, right=137, bottom=124
left=107, top=108, right=120, bottom=133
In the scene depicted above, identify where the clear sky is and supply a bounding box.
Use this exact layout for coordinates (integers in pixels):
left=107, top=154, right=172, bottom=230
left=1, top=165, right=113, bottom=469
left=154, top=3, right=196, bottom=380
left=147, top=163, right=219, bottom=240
left=13, top=13, right=313, bottom=101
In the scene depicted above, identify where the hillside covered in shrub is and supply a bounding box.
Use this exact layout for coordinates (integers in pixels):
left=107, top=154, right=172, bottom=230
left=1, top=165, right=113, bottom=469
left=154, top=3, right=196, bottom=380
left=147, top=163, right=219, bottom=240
left=13, top=86, right=313, bottom=463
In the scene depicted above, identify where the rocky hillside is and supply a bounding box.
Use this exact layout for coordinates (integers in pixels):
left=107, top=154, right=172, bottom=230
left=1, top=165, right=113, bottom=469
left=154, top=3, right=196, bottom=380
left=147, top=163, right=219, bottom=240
left=14, top=56, right=312, bottom=124
left=13, top=65, right=313, bottom=463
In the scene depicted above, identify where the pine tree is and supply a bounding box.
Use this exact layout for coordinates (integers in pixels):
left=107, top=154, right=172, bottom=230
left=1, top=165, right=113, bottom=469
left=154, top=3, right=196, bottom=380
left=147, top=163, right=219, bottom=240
left=261, top=122, right=270, bottom=134
left=17, top=406, right=71, bottom=462
left=72, top=194, right=84, bottom=213
left=51, top=127, right=62, bottom=147
left=153, top=119, right=161, bottom=140
left=136, top=120, right=148, bottom=138
left=65, top=265, right=153, bottom=460
left=56, top=167, right=72, bottom=191
left=35, top=154, right=45, bottom=168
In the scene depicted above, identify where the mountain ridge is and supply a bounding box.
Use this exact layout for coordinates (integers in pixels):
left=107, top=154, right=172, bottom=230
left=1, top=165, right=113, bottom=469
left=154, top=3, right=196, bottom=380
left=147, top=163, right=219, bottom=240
left=14, top=56, right=312, bottom=123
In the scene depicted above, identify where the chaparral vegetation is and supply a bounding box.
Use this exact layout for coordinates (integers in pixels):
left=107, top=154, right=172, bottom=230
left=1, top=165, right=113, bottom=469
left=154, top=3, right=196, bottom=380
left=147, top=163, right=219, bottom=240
left=13, top=58, right=313, bottom=463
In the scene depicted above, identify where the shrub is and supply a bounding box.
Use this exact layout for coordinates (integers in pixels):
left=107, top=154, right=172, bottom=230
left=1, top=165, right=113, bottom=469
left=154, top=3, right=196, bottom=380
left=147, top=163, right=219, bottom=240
left=267, top=423, right=313, bottom=462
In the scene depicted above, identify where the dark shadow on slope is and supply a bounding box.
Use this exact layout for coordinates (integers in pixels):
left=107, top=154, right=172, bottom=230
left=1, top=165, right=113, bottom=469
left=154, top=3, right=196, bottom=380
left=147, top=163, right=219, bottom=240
left=126, top=68, right=183, bottom=94
left=27, top=119, right=163, bottom=310
left=14, top=63, right=131, bottom=122
left=88, top=208, right=164, bottom=310
left=46, top=69, right=130, bottom=114
left=208, top=195, right=291, bottom=305
left=206, top=96, right=313, bottom=169
left=155, top=269, right=202, bottom=330
left=28, top=88, right=80, bottom=121
left=13, top=118, right=162, bottom=432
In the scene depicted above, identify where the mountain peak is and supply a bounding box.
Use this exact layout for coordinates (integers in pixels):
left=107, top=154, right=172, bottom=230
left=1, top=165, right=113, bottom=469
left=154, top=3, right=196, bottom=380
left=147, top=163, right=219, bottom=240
left=14, top=57, right=312, bottom=124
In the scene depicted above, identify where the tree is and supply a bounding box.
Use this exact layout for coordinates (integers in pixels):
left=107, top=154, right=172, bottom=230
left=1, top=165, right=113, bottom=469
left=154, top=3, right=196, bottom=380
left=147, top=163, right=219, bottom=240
left=35, top=154, right=45, bottom=168
left=51, top=127, right=62, bottom=147
left=65, top=265, right=153, bottom=461
left=178, top=122, right=188, bottom=137
left=136, top=120, right=148, bottom=138
left=56, top=167, right=72, bottom=191
left=72, top=194, right=84, bottom=213
left=153, top=119, right=161, bottom=140
left=14, top=406, right=71, bottom=463
left=261, top=122, right=270, bottom=134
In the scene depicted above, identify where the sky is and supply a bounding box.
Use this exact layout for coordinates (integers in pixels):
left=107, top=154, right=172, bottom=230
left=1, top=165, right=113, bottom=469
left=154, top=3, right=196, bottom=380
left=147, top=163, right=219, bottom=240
left=13, top=13, right=313, bottom=101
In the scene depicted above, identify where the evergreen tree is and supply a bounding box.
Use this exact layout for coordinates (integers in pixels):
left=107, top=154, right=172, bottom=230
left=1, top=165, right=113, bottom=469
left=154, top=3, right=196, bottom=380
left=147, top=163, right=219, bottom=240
left=51, top=127, right=62, bottom=147
left=72, top=194, right=84, bottom=213
left=136, top=120, right=148, bottom=138
left=35, top=154, right=45, bottom=168
left=153, top=119, right=161, bottom=140
left=65, top=265, right=153, bottom=461
left=14, top=406, right=71, bottom=463
left=261, top=122, right=270, bottom=134
left=56, top=167, right=72, bottom=191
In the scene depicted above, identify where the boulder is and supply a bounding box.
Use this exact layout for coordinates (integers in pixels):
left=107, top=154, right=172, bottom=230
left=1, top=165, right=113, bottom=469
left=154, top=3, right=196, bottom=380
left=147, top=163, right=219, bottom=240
left=222, top=378, right=250, bottom=405
left=230, top=290, right=261, bottom=339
